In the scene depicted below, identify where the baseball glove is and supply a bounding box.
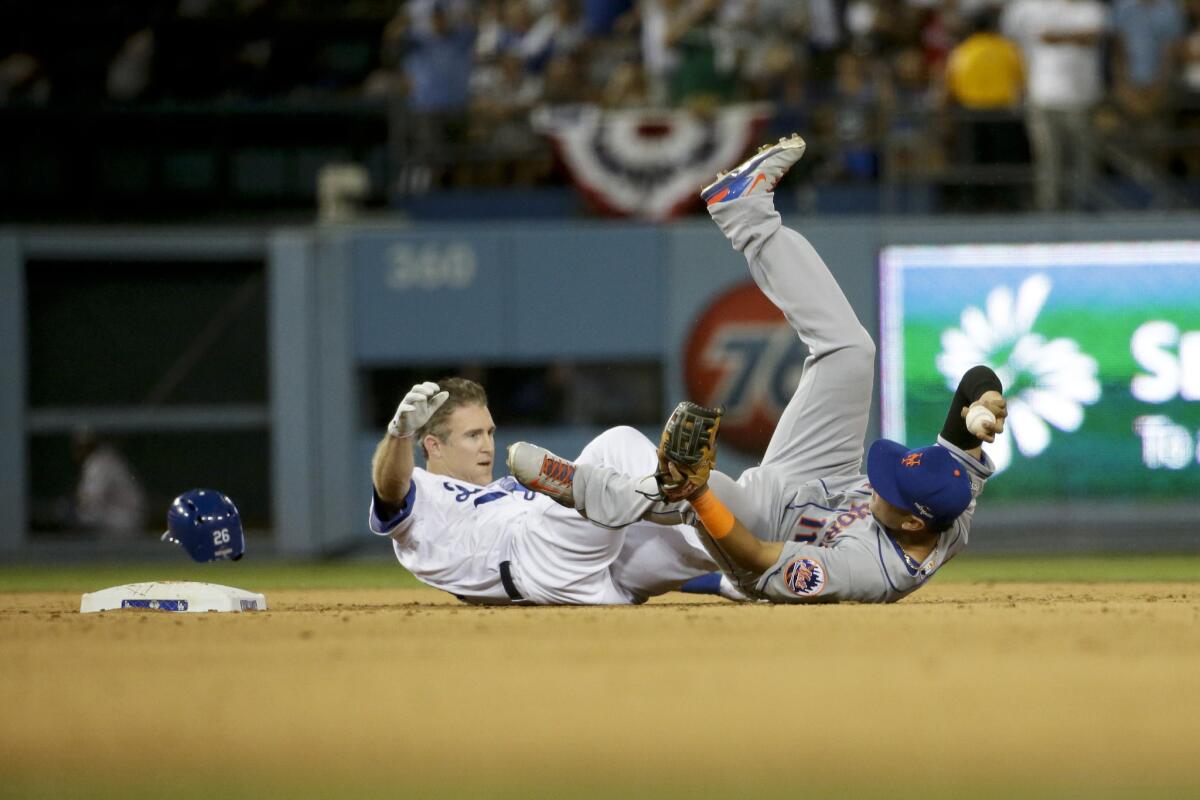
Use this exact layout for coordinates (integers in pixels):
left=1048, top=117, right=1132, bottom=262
left=656, top=401, right=724, bottom=502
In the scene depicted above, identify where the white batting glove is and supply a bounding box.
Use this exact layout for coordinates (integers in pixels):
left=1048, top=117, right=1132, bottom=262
left=388, top=382, right=449, bottom=439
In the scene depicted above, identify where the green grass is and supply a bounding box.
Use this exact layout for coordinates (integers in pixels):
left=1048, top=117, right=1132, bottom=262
left=0, top=560, right=424, bottom=592
left=1, top=554, right=1198, bottom=593
left=938, top=553, right=1200, bottom=582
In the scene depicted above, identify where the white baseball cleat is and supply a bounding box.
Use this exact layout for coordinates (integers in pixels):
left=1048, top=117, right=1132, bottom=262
left=507, top=442, right=576, bottom=508
left=701, top=133, right=807, bottom=206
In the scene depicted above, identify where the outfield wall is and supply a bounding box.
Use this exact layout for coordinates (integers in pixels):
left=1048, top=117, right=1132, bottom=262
left=3, top=212, right=1199, bottom=557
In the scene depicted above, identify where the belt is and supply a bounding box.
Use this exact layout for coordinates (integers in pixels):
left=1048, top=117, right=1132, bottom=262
left=499, top=560, right=527, bottom=602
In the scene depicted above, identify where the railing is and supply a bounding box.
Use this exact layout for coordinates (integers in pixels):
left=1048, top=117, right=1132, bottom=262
left=2, top=100, right=1198, bottom=222
left=874, top=103, right=1200, bottom=214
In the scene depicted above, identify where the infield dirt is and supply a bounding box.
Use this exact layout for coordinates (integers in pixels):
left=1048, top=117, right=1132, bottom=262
left=3, top=582, right=1199, bottom=799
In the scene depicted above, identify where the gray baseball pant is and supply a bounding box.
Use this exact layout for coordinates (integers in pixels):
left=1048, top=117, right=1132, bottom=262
left=571, top=194, right=875, bottom=549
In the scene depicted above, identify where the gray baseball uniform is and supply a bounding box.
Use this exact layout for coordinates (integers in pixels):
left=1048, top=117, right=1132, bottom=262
left=570, top=192, right=996, bottom=602
left=697, top=193, right=996, bottom=602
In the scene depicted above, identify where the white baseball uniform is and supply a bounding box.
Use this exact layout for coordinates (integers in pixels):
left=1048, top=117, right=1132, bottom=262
left=369, top=426, right=717, bottom=605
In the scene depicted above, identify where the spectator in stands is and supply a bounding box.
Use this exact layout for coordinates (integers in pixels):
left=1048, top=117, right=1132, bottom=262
left=0, top=52, right=51, bottom=106
left=1004, top=0, right=1110, bottom=211
left=520, top=0, right=588, bottom=73
left=1111, top=0, right=1186, bottom=119
left=1178, top=0, right=1200, bottom=177
left=1184, top=0, right=1200, bottom=83
left=542, top=51, right=593, bottom=104
left=638, top=0, right=728, bottom=108
left=191, top=0, right=283, bottom=101
left=714, top=0, right=807, bottom=101
left=914, top=0, right=961, bottom=69
left=1182, top=1, right=1200, bottom=96
left=764, top=60, right=814, bottom=144
left=941, top=8, right=1025, bottom=208
left=583, top=0, right=635, bottom=36
left=470, top=51, right=548, bottom=184
left=601, top=59, right=651, bottom=107
left=107, top=27, right=157, bottom=102
left=825, top=49, right=887, bottom=181
left=477, top=0, right=535, bottom=64
left=803, top=0, right=846, bottom=86
left=382, top=0, right=477, bottom=192
left=945, top=9, right=1024, bottom=113
left=475, top=0, right=508, bottom=62
left=72, top=429, right=148, bottom=541
left=845, top=0, right=910, bottom=55
left=882, top=46, right=941, bottom=180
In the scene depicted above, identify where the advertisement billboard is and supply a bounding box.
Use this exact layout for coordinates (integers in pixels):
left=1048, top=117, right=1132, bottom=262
left=880, top=241, right=1200, bottom=505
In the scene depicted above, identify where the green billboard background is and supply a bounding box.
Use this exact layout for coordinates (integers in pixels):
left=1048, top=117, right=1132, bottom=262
left=880, top=243, right=1200, bottom=504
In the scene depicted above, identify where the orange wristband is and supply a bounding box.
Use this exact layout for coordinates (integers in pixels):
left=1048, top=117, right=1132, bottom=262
left=691, top=491, right=735, bottom=540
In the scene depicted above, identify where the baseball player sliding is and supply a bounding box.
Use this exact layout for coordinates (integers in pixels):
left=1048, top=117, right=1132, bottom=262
left=509, top=134, right=1010, bottom=603
left=369, top=378, right=726, bottom=604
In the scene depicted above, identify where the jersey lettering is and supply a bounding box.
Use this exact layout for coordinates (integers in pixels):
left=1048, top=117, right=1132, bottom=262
left=792, top=516, right=823, bottom=543
left=473, top=491, right=508, bottom=506
left=442, top=479, right=538, bottom=506
left=443, top=483, right=481, bottom=502
left=822, top=502, right=871, bottom=540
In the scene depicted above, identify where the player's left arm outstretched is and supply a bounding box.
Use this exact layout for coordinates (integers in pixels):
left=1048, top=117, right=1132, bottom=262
left=653, top=402, right=785, bottom=574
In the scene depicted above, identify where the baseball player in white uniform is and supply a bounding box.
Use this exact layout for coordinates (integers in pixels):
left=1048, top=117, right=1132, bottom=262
left=509, top=134, right=1010, bottom=603
left=369, top=378, right=722, bottom=605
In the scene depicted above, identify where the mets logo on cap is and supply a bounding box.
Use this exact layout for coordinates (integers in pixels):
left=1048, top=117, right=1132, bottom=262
left=784, top=556, right=826, bottom=597
left=684, top=282, right=807, bottom=454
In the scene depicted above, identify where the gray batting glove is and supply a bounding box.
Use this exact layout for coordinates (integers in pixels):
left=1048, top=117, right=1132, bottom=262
left=388, top=382, right=449, bottom=439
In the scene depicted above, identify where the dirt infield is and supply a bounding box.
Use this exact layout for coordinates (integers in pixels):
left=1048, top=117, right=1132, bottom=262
left=3, top=582, right=1200, bottom=799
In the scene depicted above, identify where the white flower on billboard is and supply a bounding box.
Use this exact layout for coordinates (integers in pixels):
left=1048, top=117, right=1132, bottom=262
left=937, top=274, right=1101, bottom=473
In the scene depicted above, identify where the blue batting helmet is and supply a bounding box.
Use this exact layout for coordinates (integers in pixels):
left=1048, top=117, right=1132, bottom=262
left=162, top=489, right=245, bottom=562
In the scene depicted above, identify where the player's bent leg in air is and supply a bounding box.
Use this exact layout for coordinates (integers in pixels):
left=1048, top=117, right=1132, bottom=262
left=516, top=136, right=876, bottom=585
left=508, top=432, right=680, bottom=529
left=507, top=428, right=717, bottom=603
left=700, top=134, right=877, bottom=542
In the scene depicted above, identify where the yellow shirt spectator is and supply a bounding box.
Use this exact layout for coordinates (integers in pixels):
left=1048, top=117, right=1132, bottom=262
left=946, top=33, right=1025, bottom=109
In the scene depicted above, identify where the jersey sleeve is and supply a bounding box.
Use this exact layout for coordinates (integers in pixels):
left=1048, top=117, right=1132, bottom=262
left=369, top=480, right=418, bottom=537
left=936, top=435, right=996, bottom=550
left=753, top=539, right=890, bottom=604
left=937, top=435, right=994, bottom=491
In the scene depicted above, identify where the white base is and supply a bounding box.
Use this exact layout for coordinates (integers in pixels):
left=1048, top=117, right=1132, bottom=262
left=80, top=581, right=267, bottom=613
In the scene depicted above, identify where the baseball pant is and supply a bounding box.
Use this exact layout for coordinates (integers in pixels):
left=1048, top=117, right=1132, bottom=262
left=568, top=192, right=874, bottom=550
left=510, top=426, right=715, bottom=604
left=703, top=192, right=876, bottom=542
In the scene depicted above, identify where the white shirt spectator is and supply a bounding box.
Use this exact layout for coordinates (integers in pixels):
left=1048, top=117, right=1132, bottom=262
left=77, top=444, right=148, bottom=535
left=806, top=0, right=843, bottom=49
left=640, top=0, right=681, bottom=84
left=1004, top=0, right=1110, bottom=110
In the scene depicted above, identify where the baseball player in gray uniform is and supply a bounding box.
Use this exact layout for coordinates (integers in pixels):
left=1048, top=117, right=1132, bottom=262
left=508, top=134, right=1009, bottom=603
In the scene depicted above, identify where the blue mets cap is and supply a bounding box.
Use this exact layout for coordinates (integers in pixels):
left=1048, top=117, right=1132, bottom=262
left=162, top=489, right=245, bottom=562
left=866, top=441, right=971, bottom=528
